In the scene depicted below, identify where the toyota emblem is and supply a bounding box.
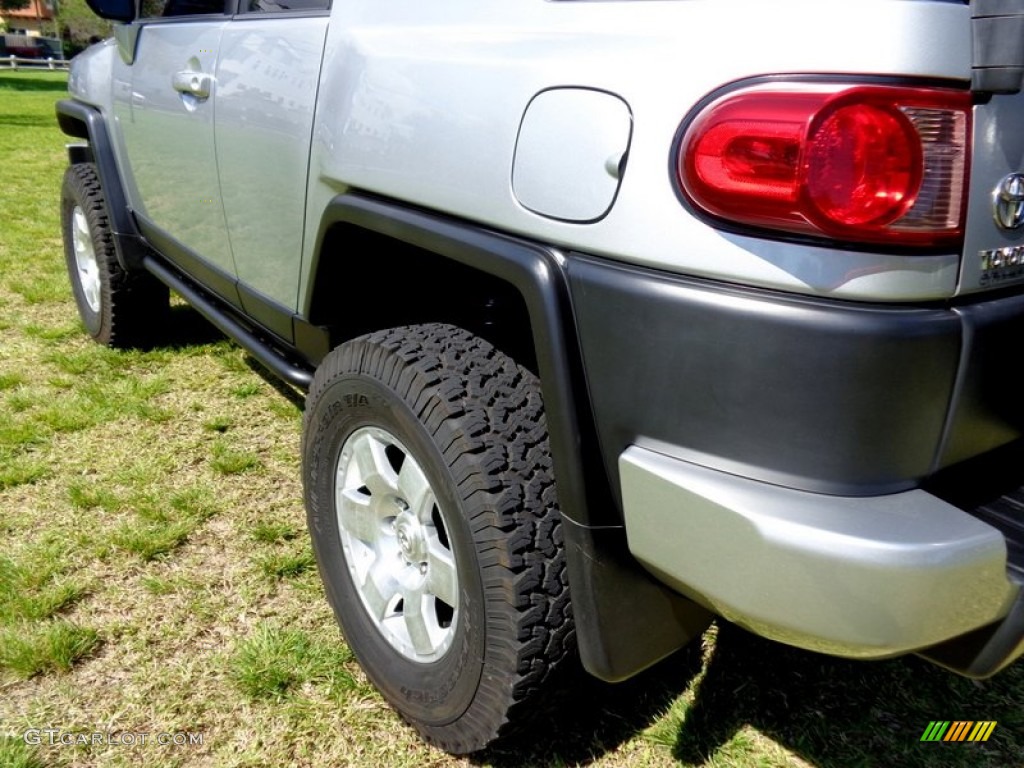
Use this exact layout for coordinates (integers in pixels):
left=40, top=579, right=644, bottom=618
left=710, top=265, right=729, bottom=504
left=993, top=173, right=1024, bottom=230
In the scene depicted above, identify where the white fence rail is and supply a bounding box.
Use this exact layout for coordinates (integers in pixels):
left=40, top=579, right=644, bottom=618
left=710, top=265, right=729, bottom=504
left=0, top=55, right=69, bottom=71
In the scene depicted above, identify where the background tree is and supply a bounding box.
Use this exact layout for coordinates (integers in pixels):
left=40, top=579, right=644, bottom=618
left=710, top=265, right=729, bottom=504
left=54, top=0, right=112, bottom=54
left=0, top=0, right=32, bottom=11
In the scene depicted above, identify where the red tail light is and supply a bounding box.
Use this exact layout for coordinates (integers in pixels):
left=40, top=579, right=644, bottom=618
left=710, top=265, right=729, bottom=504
left=677, top=84, right=971, bottom=248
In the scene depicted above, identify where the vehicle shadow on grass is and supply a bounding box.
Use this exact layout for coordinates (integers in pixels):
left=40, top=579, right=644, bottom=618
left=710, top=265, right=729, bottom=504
left=161, top=303, right=228, bottom=349
left=481, top=622, right=1024, bottom=768
left=161, top=303, right=307, bottom=409
left=244, top=355, right=307, bottom=410
left=670, top=623, right=1024, bottom=768
left=481, top=640, right=707, bottom=768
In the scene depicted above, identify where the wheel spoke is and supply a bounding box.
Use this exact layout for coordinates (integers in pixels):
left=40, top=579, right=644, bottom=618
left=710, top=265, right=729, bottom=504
left=362, top=563, right=398, bottom=621
left=337, top=488, right=379, bottom=545
left=73, top=209, right=90, bottom=241
left=401, top=591, right=434, bottom=656
left=397, top=457, right=432, bottom=521
left=426, top=544, right=458, bottom=608
left=352, top=432, right=399, bottom=497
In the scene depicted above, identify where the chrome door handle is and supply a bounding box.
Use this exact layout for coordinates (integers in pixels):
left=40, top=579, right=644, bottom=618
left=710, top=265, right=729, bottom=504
left=172, top=71, right=212, bottom=99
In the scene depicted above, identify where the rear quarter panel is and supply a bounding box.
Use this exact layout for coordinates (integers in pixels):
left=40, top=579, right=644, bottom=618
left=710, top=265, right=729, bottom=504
left=303, top=0, right=972, bottom=306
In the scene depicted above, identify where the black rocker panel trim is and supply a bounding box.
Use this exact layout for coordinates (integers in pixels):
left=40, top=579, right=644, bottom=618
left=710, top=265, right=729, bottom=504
left=313, top=193, right=711, bottom=681
left=237, top=281, right=293, bottom=343
left=235, top=281, right=331, bottom=363
left=135, top=214, right=244, bottom=312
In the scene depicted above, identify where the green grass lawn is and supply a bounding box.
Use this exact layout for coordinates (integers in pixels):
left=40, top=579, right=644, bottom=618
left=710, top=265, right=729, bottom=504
left=1, top=68, right=1023, bottom=768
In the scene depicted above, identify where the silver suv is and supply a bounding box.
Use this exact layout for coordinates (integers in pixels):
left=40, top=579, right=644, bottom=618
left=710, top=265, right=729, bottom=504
left=57, top=0, right=1024, bottom=754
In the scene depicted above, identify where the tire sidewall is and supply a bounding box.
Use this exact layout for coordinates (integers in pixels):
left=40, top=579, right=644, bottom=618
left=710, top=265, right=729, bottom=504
left=61, top=167, right=107, bottom=341
left=304, top=372, right=487, bottom=728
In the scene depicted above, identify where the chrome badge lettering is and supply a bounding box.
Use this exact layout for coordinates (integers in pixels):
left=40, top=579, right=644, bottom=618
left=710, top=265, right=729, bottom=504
left=981, top=245, right=1024, bottom=270
left=993, top=173, right=1024, bottom=230
left=979, top=245, right=1024, bottom=283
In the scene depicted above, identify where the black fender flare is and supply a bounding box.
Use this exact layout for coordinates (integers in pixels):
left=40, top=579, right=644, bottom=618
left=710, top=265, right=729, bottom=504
left=55, top=99, right=147, bottom=271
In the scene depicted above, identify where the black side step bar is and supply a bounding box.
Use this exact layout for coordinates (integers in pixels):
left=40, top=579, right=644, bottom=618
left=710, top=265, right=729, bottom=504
left=922, top=441, right=1024, bottom=677
left=143, top=255, right=314, bottom=391
left=970, top=487, right=1024, bottom=582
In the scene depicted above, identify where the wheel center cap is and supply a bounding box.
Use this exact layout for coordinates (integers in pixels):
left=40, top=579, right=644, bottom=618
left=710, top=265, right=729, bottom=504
left=394, top=512, right=426, bottom=563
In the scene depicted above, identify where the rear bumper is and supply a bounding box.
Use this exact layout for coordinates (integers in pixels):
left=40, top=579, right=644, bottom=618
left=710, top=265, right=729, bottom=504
left=621, top=445, right=1024, bottom=675
left=568, top=254, right=1024, bottom=500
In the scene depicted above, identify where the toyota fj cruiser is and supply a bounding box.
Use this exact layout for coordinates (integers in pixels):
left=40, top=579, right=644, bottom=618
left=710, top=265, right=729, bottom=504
left=56, top=0, right=1024, bottom=754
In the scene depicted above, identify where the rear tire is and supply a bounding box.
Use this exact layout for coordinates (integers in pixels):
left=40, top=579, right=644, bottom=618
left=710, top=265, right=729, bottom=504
left=60, top=163, right=168, bottom=348
left=302, top=324, right=574, bottom=754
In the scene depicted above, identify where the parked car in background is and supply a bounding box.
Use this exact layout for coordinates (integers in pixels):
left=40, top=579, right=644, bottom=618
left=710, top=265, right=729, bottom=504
left=1, top=34, right=42, bottom=58
left=35, top=36, right=64, bottom=59
left=1, top=34, right=63, bottom=60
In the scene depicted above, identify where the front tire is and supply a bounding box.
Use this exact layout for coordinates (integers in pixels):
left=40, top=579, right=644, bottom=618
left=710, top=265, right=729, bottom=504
left=302, top=324, right=574, bottom=754
left=60, top=163, right=168, bottom=348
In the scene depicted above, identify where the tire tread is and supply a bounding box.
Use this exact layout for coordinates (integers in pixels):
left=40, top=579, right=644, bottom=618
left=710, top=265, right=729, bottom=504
left=61, top=163, right=168, bottom=348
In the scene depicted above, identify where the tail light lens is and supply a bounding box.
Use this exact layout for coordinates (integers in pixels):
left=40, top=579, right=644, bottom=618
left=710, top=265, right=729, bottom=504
left=677, top=84, right=971, bottom=248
